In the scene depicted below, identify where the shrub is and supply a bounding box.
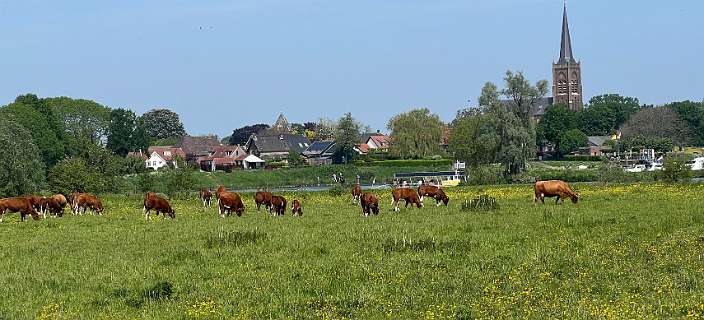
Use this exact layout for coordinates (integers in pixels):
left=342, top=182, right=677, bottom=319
left=165, top=168, right=196, bottom=197
left=48, top=158, right=104, bottom=194
left=465, top=165, right=504, bottom=186
left=660, top=155, right=691, bottom=182
left=461, top=195, right=499, bottom=212
left=136, top=173, right=157, bottom=193
left=328, top=184, right=346, bottom=197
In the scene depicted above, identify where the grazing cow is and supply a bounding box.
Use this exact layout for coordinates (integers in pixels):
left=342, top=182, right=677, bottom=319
left=218, top=192, right=245, bottom=217
left=391, top=188, right=422, bottom=212
left=39, top=197, right=64, bottom=218
left=534, top=180, right=579, bottom=204
left=25, top=195, right=44, bottom=216
left=254, top=191, right=273, bottom=212
left=291, top=199, right=303, bottom=217
left=0, top=197, right=40, bottom=222
left=351, top=184, right=362, bottom=204
left=199, top=189, right=212, bottom=208
left=75, top=193, right=104, bottom=215
left=270, top=195, right=287, bottom=216
left=360, top=192, right=379, bottom=216
left=143, top=192, right=175, bottom=219
left=51, top=194, right=68, bottom=210
left=68, top=192, right=84, bottom=215
left=417, top=184, right=450, bottom=207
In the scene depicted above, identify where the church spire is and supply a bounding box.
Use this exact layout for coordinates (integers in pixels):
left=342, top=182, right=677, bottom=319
left=558, top=1, right=576, bottom=64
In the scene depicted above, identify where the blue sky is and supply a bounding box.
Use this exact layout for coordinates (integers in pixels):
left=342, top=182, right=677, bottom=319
left=0, top=0, right=702, bottom=137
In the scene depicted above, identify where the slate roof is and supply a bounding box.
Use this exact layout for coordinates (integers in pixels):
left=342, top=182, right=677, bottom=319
left=303, top=140, right=336, bottom=157
left=587, top=136, right=610, bottom=147
left=249, top=134, right=310, bottom=154
left=178, top=135, right=221, bottom=157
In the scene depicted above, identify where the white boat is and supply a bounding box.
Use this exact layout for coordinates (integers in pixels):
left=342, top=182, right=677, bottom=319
left=688, top=157, right=704, bottom=171
left=625, top=164, right=647, bottom=173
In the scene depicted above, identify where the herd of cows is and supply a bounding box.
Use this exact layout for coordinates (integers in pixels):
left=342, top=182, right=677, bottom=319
left=0, top=180, right=578, bottom=223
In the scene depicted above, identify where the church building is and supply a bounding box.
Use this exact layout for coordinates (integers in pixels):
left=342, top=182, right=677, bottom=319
left=552, top=3, right=583, bottom=112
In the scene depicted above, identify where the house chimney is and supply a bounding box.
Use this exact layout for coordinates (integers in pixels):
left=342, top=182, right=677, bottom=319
left=376, top=130, right=380, bottom=134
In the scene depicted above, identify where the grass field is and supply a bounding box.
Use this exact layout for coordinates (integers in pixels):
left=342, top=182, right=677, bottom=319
left=1, top=184, right=704, bottom=319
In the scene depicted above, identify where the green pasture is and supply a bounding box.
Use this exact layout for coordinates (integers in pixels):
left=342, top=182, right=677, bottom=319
left=1, top=184, right=704, bottom=319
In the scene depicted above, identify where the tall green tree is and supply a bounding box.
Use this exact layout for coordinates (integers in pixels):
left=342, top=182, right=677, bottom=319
left=141, top=108, right=186, bottom=140
left=449, top=110, right=500, bottom=168
left=43, top=96, right=111, bottom=157
left=107, top=108, right=140, bottom=156
left=558, top=129, right=588, bottom=155
left=578, top=104, right=617, bottom=136
left=588, top=94, right=640, bottom=129
left=0, top=117, right=45, bottom=197
left=536, top=104, right=578, bottom=145
left=333, top=113, right=362, bottom=163
left=228, top=124, right=269, bottom=145
left=478, top=71, right=547, bottom=175
left=0, top=96, right=65, bottom=167
left=501, top=71, right=549, bottom=123
left=387, top=108, right=444, bottom=159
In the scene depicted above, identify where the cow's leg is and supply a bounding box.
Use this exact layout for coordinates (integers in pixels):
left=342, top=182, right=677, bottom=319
left=436, top=198, right=441, bottom=207
left=0, top=210, right=4, bottom=223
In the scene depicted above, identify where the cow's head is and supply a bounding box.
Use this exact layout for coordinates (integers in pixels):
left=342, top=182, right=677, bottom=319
left=371, top=203, right=379, bottom=215
left=95, top=202, right=105, bottom=213
left=570, top=193, right=579, bottom=204
left=442, top=195, right=450, bottom=206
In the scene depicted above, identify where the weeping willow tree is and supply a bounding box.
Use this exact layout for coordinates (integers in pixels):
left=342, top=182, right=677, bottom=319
left=387, top=108, right=444, bottom=159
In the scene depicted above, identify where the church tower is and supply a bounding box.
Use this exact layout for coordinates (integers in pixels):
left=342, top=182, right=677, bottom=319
left=552, top=3, right=583, bottom=111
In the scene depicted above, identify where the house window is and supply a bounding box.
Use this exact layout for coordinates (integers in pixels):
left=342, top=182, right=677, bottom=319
left=164, top=151, right=172, bottom=157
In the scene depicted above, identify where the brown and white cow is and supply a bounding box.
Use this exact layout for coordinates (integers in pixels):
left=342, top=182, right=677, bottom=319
left=144, top=192, right=175, bottom=219
left=0, top=197, right=40, bottom=222
left=417, top=184, right=449, bottom=207
left=254, top=191, right=273, bottom=212
left=39, top=197, right=64, bottom=218
left=534, top=180, right=579, bottom=205
left=360, top=192, right=379, bottom=216
left=391, top=188, right=422, bottom=212
left=351, top=184, right=362, bottom=204
left=218, top=192, right=245, bottom=217
left=199, top=189, right=212, bottom=208
left=270, top=195, right=287, bottom=216
left=75, top=193, right=104, bottom=215
left=291, top=199, right=303, bottom=217
left=68, top=192, right=84, bottom=215
left=25, top=195, right=44, bottom=216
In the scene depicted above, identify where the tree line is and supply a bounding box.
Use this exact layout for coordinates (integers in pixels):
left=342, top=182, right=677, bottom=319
left=0, top=94, right=188, bottom=197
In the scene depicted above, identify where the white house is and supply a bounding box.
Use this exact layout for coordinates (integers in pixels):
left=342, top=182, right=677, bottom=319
left=145, top=146, right=186, bottom=171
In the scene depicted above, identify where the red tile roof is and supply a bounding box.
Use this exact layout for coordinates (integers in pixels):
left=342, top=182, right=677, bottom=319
left=356, top=144, right=369, bottom=154
left=148, top=146, right=186, bottom=161
left=368, top=134, right=391, bottom=148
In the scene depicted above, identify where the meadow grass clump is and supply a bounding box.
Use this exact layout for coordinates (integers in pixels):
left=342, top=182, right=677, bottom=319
left=203, top=230, right=267, bottom=249
left=461, top=194, right=499, bottom=212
